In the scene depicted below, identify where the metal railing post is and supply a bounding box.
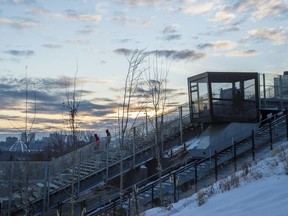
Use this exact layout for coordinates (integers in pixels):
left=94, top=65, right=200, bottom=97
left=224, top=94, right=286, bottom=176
left=161, top=114, right=164, bottom=155
left=133, top=127, right=136, bottom=168
left=42, top=162, right=48, bottom=215
left=145, top=112, right=148, bottom=135
left=151, top=185, right=154, bottom=208
left=286, top=107, right=288, bottom=141
left=173, top=174, right=177, bottom=202
left=233, top=141, right=237, bottom=172
left=56, top=201, right=62, bottom=216
left=269, top=119, right=273, bottom=150
left=8, top=161, right=13, bottom=216
left=77, top=151, right=81, bottom=197
left=179, top=106, right=183, bottom=146
left=263, top=73, right=267, bottom=108
left=280, top=75, right=283, bottom=110
left=252, top=130, right=255, bottom=161
left=214, top=150, right=218, bottom=182
left=47, top=161, right=51, bottom=211
left=128, top=194, right=131, bottom=216
left=106, top=145, right=109, bottom=182
left=80, top=200, right=87, bottom=216
left=194, top=162, right=198, bottom=192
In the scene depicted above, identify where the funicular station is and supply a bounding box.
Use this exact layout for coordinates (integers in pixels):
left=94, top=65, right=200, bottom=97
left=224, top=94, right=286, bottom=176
left=1, top=72, right=288, bottom=215
left=188, top=71, right=259, bottom=123
left=187, top=72, right=260, bottom=156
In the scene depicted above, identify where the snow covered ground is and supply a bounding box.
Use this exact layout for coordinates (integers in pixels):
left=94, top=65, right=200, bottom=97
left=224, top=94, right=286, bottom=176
left=143, top=139, right=288, bottom=216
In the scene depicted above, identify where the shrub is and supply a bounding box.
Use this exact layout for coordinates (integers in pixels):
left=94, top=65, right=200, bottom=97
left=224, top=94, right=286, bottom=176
left=195, top=190, right=206, bottom=206
left=241, top=162, right=250, bottom=176
left=279, top=148, right=288, bottom=174
left=230, top=173, right=240, bottom=188
left=251, top=170, right=263, bottom=180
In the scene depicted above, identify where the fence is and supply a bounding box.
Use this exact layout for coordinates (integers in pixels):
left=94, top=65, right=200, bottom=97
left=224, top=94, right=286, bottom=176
left=1, top=103, right=193, bottom=215
left=86, top=110, right=288, bottom=215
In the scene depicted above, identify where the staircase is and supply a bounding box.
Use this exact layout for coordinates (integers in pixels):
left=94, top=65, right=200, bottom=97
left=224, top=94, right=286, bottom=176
left=8, top=104, right=193, bottom=215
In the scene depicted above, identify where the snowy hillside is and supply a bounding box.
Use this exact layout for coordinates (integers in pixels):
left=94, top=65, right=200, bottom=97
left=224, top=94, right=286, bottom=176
left=143, top=139, right=288, bottom=216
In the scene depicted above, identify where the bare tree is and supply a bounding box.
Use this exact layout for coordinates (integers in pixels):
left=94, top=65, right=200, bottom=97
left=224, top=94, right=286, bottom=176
left=117, top=49, right=146, bottom=208
left=44, top=131, right=67, bottom=158
left=62, top=69, right=82, bottom=215
left=142, top=53, right=171, bottom=206
left=6, top=66, right=38, bottom=215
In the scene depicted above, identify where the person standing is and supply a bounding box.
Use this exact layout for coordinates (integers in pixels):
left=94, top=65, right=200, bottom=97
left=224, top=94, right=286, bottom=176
left=105, top=129, right=111, bottom=182
left=94, top=133, right=100, bottom=150
left=105, top=129, right=111, bottom=149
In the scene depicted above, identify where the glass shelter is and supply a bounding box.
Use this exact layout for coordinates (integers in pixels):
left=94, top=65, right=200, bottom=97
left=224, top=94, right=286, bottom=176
left=188, top=72, right=260, bottom=123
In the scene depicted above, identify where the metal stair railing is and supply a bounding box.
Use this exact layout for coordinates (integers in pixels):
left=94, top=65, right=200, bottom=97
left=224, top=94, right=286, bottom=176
left=9, top=103, right=192, bottom=214
left=87, top=110, right=288, bottom=215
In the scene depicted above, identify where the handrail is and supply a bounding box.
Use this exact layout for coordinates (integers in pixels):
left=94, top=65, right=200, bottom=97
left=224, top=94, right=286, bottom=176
left=8, top=103, right=192, bottom=214
left=88, top=110, right=287, bottom=215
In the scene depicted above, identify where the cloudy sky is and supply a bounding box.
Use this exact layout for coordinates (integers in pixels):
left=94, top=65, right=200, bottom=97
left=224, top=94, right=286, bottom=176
left=0, top=0, right=287, bottom=137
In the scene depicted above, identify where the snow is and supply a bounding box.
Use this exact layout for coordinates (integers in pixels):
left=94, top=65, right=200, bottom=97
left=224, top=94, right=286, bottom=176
left=143, top=139, right=288, bottom=216
left=185, top=138, right=200, bottom=150
left=163, top=138, right=201, bottom=159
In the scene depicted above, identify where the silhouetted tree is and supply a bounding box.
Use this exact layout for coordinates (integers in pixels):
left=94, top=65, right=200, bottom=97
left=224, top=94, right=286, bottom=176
left=142, top=53, right=171, bottom=205
left=62, top=68, right=82, bottom=215
left=117, top=49, right=146, bottom=207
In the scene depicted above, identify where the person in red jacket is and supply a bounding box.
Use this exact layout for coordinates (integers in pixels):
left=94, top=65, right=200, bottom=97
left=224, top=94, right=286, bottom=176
left=94, top=133, right=100, bottom=150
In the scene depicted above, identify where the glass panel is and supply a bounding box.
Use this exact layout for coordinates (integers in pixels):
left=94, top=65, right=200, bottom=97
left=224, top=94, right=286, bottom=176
left=283, top=76, right=288, bottom=99
left=190, top=82, right=199, bottom=118
left=274, top=75, right=288, bottom=99
left=192, top=90, right=198, bottom=101
left=212, top=99, right=257, bottom=122
left=190, top=83, right=197, bottom=92
left=211, top=79, right=257, bottom=122
left=190, top=83, right=198, bottom=100
left=190, top=81, right=210, bottom=119
left=244, top=79, right=255, bottom=100
left=211, top=82, right=233, bottom=99
left=198, top=82, right=208, bottom=100
left=235, top=81, right=240, bottom=90
left=198, top=83, right=209, bottom=118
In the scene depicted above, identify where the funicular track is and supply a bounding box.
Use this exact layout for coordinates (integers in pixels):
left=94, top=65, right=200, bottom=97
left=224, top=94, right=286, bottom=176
left=87, top=111, right=288, bottom=216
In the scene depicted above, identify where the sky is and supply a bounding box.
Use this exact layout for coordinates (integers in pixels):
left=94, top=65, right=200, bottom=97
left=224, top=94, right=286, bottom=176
left=0, top=0, right=287, bottom=138
left=144, top=139, right=288, bottom=216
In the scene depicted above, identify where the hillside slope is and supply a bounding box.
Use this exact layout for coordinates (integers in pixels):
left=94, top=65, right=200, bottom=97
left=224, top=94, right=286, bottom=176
left=143, top=139, right=288, bottom=216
